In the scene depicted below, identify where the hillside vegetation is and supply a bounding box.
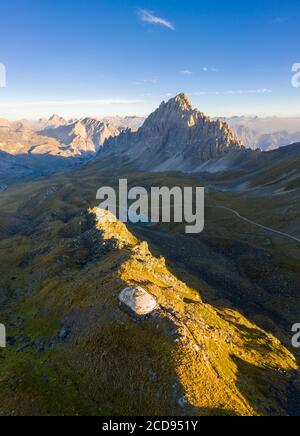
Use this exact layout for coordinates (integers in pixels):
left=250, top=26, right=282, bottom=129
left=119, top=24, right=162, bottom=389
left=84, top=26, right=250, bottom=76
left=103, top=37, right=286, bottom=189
left=0, top=179, right=298, bottom=415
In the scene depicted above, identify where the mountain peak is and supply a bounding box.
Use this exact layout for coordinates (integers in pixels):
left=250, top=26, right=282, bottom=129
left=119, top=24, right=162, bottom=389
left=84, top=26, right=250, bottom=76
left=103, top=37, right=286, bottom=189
left=175, top=92, right=191, bottom=105
left=163, top=93, right=193, bottom=112
left=47, top=114, right=66, bottom=127
left=49, top=114, right=64, bottom=121
left=102, top=92, right=244, bottom=170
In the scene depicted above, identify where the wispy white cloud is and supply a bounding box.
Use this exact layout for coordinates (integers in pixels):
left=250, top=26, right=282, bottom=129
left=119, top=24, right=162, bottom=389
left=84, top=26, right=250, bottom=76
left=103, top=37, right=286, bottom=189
left=138, top=9, right=175, bottom=30
left=191, top=88, right=272, bottom=96
left=179, top=67, right=218, bottom=75
left=133, top=78, right=158, bottom=85
left=180, top=70, right=193, bottom=75
left=0, top=99, right=144, bottom=109
left=202, top=67, right=218, bottom=73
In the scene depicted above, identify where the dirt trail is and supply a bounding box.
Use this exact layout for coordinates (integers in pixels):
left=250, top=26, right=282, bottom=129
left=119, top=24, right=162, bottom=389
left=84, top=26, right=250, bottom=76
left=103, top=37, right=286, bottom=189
left=208, top=205, right=300, bottom=244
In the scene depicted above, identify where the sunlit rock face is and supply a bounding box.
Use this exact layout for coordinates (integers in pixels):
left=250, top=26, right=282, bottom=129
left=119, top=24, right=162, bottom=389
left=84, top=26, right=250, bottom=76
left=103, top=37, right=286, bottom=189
left=101, top=93, right=244, bottom=172
left=119, top=286, right=157, bottom=316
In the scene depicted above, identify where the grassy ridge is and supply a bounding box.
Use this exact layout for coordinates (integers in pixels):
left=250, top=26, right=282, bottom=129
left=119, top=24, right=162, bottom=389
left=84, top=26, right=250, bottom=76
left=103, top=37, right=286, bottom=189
left=0, top=178, right=298, bottom=415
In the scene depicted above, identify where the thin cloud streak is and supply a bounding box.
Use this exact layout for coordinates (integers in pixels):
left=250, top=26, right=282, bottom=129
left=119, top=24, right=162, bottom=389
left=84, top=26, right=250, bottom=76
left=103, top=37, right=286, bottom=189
left=0, top=99, right=144, bottom=109
left=180, top=70, right=193, bottom=75
left=191, top=88, right=272, bottom=96
left=139, top=9, right=175, bottom=30
left=133, top=79, right=158, bottom=85
left=202, top=67, right=218, bottom=73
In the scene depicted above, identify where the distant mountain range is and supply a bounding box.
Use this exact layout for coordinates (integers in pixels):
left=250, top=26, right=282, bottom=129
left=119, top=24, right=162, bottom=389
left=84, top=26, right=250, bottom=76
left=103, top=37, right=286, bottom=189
left=0, top=94, right=299, bottom=187
left=0, top=115, right=144, bottom=185
left=221, top=115, right=300, bottom=135
left=228, top=123, right=300, bottom=151
left=1, top=100, right=299, bottom=162
left=217, top=116, right=300, bottom=150
left=0, top=115, right=144, bottom=156
left=40, top=118, right=122, bottom=155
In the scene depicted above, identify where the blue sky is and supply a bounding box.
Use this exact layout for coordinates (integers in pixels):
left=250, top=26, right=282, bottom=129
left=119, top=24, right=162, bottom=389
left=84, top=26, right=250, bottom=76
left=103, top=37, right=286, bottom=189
left=0, top=0, right=299, bottom=118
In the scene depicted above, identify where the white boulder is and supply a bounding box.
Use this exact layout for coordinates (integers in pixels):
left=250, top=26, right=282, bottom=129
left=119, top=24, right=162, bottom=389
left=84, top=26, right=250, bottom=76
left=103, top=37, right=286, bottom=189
left=119, top=286, right=157, bottom=316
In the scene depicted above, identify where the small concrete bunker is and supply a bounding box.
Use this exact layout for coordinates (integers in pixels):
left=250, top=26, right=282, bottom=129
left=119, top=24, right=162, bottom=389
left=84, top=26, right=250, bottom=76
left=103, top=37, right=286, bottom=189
left=119, top=286, right=158, bottom=316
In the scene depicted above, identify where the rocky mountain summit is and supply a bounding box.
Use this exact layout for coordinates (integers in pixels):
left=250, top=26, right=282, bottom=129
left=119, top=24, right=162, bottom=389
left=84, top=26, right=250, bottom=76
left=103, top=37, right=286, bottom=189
left=40, top=117, right=122, bottom=155
left=101, top=93, right=244, bottom=171
left=46, top=114, right=67, bottom=127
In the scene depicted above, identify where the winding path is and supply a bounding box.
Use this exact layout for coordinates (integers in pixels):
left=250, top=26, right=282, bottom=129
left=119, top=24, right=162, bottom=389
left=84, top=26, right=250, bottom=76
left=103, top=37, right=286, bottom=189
left=208, top=205, right=300, bottom=244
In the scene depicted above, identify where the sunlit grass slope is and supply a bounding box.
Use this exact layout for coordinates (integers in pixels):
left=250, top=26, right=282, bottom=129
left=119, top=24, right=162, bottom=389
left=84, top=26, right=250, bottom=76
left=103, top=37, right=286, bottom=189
left=0, top=184, right=297, bottom=415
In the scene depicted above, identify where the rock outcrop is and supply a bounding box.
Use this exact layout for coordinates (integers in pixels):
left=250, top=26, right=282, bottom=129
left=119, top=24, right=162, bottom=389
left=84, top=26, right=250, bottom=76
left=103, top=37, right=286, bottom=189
left=101, top=93, right=244, bottom=171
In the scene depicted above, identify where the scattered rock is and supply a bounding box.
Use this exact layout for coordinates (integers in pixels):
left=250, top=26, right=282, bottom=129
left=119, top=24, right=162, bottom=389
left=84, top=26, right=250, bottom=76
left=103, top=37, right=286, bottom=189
left=178, top=396, right=188, bottom=408
left=149, top=370, right=157, bottom=379
left=58, top=326, right=70, bottom=340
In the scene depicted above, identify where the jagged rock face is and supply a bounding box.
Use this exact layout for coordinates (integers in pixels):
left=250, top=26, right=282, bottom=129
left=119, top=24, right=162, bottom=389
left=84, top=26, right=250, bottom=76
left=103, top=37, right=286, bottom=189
left=119, top=286, right=158, bottom=316
left=101, top=93, right=244, bottom=171
left=40, top=118, right=122, bottom=155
